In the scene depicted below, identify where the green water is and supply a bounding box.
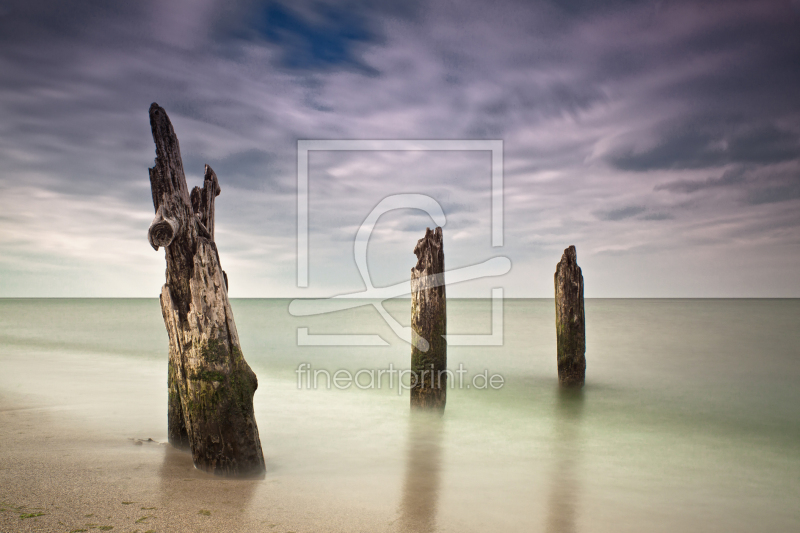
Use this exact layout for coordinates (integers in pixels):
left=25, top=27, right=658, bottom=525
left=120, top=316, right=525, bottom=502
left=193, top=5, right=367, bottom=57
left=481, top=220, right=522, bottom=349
left=1, top=298, right=798, bottom=532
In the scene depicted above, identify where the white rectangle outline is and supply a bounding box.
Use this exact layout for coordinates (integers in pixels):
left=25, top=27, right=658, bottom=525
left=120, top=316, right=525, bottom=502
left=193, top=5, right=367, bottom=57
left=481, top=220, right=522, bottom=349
left=297, top=286, right=503, bottom=347
left=297, top=139, right=503, bottom=287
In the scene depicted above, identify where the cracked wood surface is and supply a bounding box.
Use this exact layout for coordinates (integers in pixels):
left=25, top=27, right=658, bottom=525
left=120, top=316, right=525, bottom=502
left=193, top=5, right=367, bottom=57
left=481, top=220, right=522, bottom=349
left=410, top=227, right=447, bottom=411
left=554, top=245, right=586, bottom=388
left=147, top=103, right=264, bottom=476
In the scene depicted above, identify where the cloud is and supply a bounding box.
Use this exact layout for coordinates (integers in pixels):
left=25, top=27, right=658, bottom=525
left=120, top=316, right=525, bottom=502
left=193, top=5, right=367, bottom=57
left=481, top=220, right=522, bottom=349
left=744, top=167, right=800, bottom=205
left=1, top=0, right=800, bottom=297
left=641, top=212, right=673, bottom=221
left=655, top=164, right=800, bottom=207
left=609, top=121, right=800, bottom=171
left=746, top=183, right=800, bottom=205
left=655, top=166, right=747, bottom=193
left=595, top=205, right=647, bottom=221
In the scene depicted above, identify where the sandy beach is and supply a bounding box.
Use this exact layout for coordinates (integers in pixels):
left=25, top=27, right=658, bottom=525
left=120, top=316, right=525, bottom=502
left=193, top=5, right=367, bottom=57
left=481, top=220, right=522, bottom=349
left=0, top=393, right=401, bottom=533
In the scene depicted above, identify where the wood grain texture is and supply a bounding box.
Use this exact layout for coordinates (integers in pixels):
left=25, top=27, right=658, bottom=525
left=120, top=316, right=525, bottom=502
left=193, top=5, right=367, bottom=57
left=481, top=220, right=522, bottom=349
left=554, top=245, right=586, bottom=388
left=147, top=103, right=265, bottom=476
left=410, top=227, right=447, bottom=411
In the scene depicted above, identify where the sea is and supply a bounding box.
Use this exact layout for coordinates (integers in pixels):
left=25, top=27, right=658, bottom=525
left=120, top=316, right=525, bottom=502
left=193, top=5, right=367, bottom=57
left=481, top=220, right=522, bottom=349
left=1, top=298, right=798, bottom=532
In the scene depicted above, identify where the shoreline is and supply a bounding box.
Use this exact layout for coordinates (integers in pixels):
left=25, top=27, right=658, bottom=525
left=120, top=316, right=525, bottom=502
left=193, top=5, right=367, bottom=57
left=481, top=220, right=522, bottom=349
left=0, top=393, right=400, bottom=533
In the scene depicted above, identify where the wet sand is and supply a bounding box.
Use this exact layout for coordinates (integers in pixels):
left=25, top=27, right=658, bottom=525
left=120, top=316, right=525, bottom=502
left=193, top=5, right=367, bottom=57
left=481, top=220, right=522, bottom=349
left=0, top=394, right=400, bottom=533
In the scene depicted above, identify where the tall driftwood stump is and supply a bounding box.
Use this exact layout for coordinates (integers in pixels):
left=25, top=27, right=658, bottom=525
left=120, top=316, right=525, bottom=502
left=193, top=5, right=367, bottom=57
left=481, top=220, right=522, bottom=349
left=410, top=227, right=447, bottom=411
left=147, top=103, right=265, bottom=476
left=554, top=245, right=586, bottom=388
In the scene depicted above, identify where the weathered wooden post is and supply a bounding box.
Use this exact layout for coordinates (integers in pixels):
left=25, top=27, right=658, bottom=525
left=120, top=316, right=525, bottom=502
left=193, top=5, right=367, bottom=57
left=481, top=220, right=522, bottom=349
left=410, top=227, right=447, bottom=410
left=554, top=245, right=586, bottom=387
left=147, top=103, right=265, bottom=476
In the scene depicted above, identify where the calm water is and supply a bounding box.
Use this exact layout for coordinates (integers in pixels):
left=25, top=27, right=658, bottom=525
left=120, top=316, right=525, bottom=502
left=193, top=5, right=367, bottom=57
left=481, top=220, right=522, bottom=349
left=1, top=298, right=798, bottom=532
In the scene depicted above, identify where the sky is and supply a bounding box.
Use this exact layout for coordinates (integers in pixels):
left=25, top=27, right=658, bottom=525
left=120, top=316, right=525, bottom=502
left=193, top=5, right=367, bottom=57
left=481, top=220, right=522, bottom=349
left=1, top=0, right=799, bottom=298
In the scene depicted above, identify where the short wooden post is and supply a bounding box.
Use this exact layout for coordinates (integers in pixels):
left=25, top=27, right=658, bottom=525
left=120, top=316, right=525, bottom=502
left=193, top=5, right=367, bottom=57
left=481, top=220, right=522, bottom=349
left=410, top=227, right=447, bottom=410
left=554, top=245, right=586, bottom=387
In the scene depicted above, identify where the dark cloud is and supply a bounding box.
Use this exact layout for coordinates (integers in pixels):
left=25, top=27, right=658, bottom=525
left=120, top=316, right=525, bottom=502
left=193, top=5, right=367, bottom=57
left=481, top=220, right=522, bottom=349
left=744, top=169, right=800, bottom=205
left=610, top=121, right=800, bottom=171
left=0, top=0, right=142, bottom=43
left=656, top=164, right=800, bottom=207
left=600, top=1, right=800, bottom=177
left=655, top=166, right=747, bottom=193
left=596, top=206, right=647, bottom=221
left=729, top=126, right=800, bottom=165
left=544, top=0, right=656, bottom=17
left=746, top=183, right=800, bottom=205
left=642, top=212, right=673, bottom=221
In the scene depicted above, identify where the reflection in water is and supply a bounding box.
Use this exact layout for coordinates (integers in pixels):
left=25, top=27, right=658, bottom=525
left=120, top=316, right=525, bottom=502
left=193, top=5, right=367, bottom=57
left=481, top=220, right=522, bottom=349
left=157, top=445, right=259, bottom=512
left=546, top=388, right=585, bottom=533
left=399, top=413, right=444, bottom=533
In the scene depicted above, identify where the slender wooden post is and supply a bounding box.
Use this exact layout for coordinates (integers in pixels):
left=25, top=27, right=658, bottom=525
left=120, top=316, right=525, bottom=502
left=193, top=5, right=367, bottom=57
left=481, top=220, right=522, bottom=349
left=410, top=227, right=447, bottom=411
left=554, top=245, right=586, bottom=387
left=147, top=103, right=265, bottom=476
